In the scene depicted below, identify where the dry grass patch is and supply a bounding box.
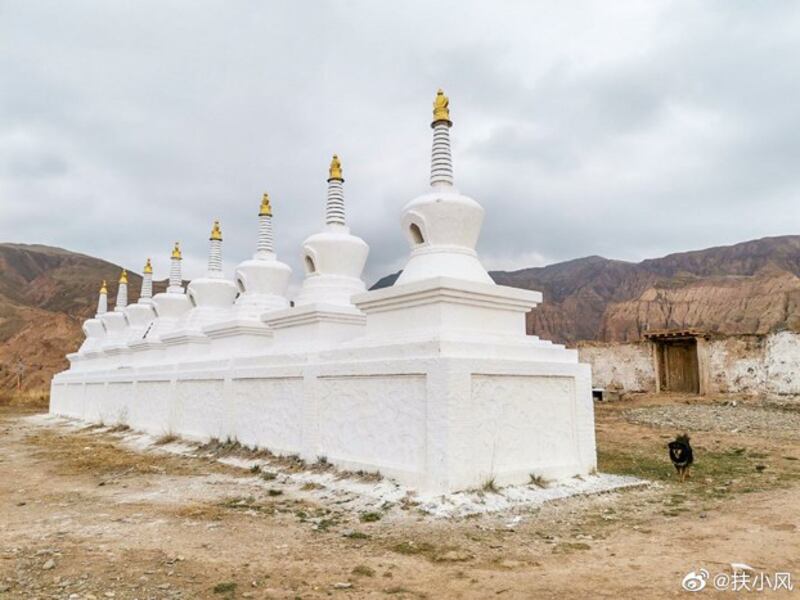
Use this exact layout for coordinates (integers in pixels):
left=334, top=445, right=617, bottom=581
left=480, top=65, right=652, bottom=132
left=352, top=564, right=375, bottom=577
left=218, top=495, right=277, bottom=516
left=389, top=539, right=471, bottom=563
left=154, top=432, right=179, bottom=445
left=174, top=502, right=228, bottom=521
left=552, top=541, right=592, bottom=554
left=25, top=429, right=193, bottom=477
left=176, top=496, right=281, bottom=521
left=0, top=390, right=49, bottom=410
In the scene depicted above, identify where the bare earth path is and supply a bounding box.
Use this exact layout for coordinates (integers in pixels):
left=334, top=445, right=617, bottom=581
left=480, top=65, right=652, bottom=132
left=1, top=395, right=799, bottom=599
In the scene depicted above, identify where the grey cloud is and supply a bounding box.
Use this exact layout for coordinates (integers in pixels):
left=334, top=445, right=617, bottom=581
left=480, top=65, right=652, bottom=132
left=1, top=1, right=800, bottom=289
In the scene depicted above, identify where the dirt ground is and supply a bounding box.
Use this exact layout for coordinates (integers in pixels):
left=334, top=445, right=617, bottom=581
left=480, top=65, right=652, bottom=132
left=1, top=393, right=799, bottom=599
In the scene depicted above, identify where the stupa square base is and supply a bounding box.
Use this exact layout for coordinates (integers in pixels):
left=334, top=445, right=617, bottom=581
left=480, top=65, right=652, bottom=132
left=51, top=345, right=594, bottom=494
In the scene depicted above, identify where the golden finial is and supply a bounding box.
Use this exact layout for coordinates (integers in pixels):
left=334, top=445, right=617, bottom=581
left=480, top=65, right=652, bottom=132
left=171, top=241, right=182, bottom=260
left=119, top=269, right=128, bottom=284
left=328, top=154, right=344, bottom=182
left=210, top=220, right=222, bottom=241
left=432, top=88, right=451, bottom=125
left=259, top=193, right=272, bottom=217
left=143, top=258, right=153, bottom=274
left=100, top=280, right=108, bottom=294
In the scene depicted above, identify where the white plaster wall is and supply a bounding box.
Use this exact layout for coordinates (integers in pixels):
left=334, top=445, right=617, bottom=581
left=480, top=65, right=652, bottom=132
left=103, top=382, right=134, bottom=425
left=702, top=337, right=766, bottom=395
left=128, top=381, right=173, bottom=436
left=577, top=342, right=655, bottom=392
left=83, top=383, right=105, bottom=422
left=470, top=375, right=580, bottom=484
left=579, top=332, right=800, bottom=398
left=173, top=379, right=227, bottom=441
left=231, top=377, right=305, bottom=453
left=316, top=374, right=426, bottom=473
left=765, top=331, right=800, bottom=396
left=68, top=383, right=87, bottom=419
left=53, top=383, right=84, bottom=419
left=51, top=352, right=596, bottom=493
left=706, top=332, right=800, bottom=397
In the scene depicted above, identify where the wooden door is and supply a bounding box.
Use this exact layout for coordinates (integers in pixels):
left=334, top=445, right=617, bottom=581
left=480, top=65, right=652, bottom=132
left=663, top=340, right=699, bottom=393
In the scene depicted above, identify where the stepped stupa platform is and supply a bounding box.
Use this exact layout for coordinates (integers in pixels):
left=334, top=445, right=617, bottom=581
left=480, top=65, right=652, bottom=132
left=50, top=90, right=597, bottom=493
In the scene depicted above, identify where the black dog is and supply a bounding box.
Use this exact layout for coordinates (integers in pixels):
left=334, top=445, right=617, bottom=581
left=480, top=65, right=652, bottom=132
left=668, top=434, right=694, bottom=482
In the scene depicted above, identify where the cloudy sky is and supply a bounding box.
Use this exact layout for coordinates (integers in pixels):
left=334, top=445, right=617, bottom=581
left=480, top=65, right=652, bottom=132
left=2, top=1, right=800, bottom=288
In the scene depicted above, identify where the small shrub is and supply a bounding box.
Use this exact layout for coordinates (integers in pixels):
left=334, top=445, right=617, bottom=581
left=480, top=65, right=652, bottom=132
left=249, top=464, right=261, bottom=474
left=342, top=530, right=370, bottom=539
left=261, top=471, right=277, bottom=481
left=267, top=489, right=283, bottom=497
left=391, top=540, right=436, bottom=556
left=529, top=473, right=548, bottom=488
left=155, top=433, right=179, bottom=446
left=315, top=517, right=337, bottom=531
left=352, top=564, right=375, bottom=577
left=482, top=478, right=499, bottom=494
left=213, top=581, right=237, bottom=594
left=360, top=511, right=382, bottom=523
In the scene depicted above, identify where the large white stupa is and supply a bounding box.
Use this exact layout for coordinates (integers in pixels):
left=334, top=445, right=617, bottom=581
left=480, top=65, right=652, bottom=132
left=50, top=91, right=596, bottom=494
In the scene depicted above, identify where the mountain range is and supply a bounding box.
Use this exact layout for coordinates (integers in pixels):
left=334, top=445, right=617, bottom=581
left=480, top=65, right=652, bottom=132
left=4, top=235, right=800, bottom=392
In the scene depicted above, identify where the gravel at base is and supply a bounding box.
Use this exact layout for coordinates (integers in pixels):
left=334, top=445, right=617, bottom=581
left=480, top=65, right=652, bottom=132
left=625, top=404, right=800, bottom=437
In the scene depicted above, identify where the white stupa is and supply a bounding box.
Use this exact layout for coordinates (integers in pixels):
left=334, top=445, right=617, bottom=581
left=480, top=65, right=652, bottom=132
left=203, top=195, right=290, bottom=355
left=395, top=89, right=492, bottom=286
left=143, top=242, right=192, bottom=342
left=76, top=280, right=108, bottom=355
left=99, top=270, right=129, bottom=349
left=263, top=155, right=369, bottom=348
left=233, top=194, right=291, bottom=317
left=123, top=258, right=156, bottom=343
left=162, top=222, right=237, bottom=354
left=294, top=155, right=369, bottom=306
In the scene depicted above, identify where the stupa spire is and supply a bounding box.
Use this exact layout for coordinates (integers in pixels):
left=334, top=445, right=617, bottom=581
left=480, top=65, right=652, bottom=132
left=208, top=220, right=223, bottom=273
left=326, top=154, right=346, bottom=226
left=168, top=242, right=183, bottom=293
left=257, top=193, right=274, bottom=255
left=115, top=269, right=128, bottom=311
left=140, top=258, right=153, bottom=300
left=430, top=89, right=454, bottom=187
left=97, top=280, right=108, bottom=315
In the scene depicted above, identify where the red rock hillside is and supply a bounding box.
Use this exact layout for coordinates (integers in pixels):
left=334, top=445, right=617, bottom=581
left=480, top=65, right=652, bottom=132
left=0, top=244, right=170, bottom=393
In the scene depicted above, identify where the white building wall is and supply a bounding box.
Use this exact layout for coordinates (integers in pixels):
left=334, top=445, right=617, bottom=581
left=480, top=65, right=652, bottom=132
left=702, top=336, right=766, bottom=395
left=579, top=332, right=800, bottom=399
left=765, top=331, right=800, bottom=396
left=578, top=342, right=656, bottom=392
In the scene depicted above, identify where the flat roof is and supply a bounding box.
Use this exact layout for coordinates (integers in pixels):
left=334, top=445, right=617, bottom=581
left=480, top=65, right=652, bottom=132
left=643, top=329, right=708, bottom=341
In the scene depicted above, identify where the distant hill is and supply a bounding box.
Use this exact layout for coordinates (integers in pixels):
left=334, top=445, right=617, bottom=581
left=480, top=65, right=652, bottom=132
left=0, top=243, right=170, bottom=392
left=372, top=235, right=800, bottom=344
left=6, top=235, right=800, bottom=392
